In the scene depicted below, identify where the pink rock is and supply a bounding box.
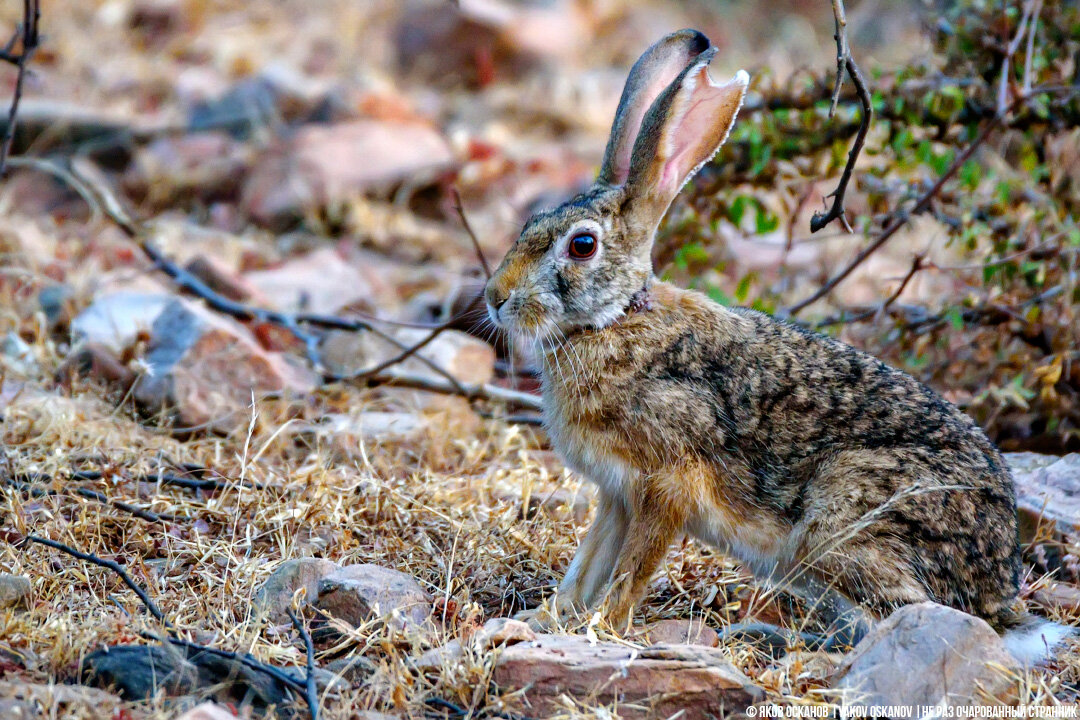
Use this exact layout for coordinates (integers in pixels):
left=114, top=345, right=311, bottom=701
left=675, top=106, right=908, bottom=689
left=242, top=247, right=390, bottom=315
left=640, top=618, right=720, bottom=647
left=173, top=703, right=241, bottom=720
left=132, top=299, right=316, bottom=429
left=241, top=120, right=453, bottom=228
left=491, top=634, right=761, bottom=719
left=123, top=132, right=251, bottom=207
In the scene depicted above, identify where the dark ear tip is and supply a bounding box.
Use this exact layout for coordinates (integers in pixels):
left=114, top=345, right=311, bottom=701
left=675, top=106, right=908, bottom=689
left=668, top=28, right=710, bottom=55
left=688, top=29, right=710, bottom=55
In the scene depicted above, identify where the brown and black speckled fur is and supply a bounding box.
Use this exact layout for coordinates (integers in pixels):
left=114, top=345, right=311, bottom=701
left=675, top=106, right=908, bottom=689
left=485, top=30, right=1026, bottom=644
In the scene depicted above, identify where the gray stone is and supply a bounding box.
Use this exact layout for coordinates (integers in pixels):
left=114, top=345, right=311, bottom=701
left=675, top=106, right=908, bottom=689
left=833, top=602, right=1020, bottom=716
left=0, top=574, right=31, bottom=610
left=315, top=564, right=431, bottom=632
left=252, top=557, right=341, bottom=621
left=1006, top=452, right=1080, bottom=536
left=71, top=291, right=172, bottom=354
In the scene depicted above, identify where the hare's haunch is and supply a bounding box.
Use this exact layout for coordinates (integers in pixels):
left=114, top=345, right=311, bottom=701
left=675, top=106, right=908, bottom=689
left=485, top=29, right=1073, bottom=664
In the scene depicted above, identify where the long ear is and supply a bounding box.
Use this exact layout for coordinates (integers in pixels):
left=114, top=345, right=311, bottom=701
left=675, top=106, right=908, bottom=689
left=625, top=49, right=748, bottom=225
left=598, top=29, right=711, bottom=187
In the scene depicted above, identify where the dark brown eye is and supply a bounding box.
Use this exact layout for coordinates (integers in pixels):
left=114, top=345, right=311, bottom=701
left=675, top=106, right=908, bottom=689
left=568, top=232, right=598, bottom=260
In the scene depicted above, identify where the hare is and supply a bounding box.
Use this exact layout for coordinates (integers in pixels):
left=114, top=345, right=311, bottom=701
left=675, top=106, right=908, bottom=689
left=484, top=29, right=1073, bottom=662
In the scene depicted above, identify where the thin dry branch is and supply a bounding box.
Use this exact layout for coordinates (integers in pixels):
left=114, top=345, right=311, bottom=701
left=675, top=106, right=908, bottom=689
left=21, top=535, right=318, bottom=716
left=23, top=535, right=174, bottom=628
left=371, top=366, right=543, bottom=412
left=810, top=0, right=873, bottom=234
left=287, top=609, right=320, bottom=720
left=7, top=474, right=184, bottom=524
left=452, top=188, right=491, bottom=279
left=0, top=0, right=40, bottom=177
left=785, top=84, right=1080, bottom=317
left=814, top=254, right=925, bottom=329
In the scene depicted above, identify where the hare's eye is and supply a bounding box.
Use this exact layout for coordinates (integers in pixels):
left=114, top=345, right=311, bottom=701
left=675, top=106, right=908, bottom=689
left=568, top=232, right=598, bottom=260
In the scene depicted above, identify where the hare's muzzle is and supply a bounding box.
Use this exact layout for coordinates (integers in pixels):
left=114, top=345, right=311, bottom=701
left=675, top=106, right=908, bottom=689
left=484, top=283, right=509, bottom=328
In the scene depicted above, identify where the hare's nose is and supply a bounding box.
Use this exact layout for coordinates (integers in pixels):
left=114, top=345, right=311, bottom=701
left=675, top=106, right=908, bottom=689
left=486, top=286, right=509, bottom=311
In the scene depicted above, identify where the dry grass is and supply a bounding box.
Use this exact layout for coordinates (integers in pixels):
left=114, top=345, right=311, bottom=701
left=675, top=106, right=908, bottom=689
left=2, top=357, right=1078, bottom=718
left=0, top=1, right=1077, bottom=717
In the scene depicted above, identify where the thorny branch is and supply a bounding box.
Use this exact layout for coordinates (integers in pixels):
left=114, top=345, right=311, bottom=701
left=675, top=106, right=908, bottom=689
left=784, top=84, right=1080, bottom=317
left=0, top=0, right=40, bottom=177
left=809, top=0, right=872, bottom=234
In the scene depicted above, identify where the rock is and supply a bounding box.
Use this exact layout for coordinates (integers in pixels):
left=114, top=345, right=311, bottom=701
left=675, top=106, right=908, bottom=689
left=123, top=132, right=251, bottom=207
left=80, top=644, right=291, bottom=708
left=174, top=703, right=241, bottom=720
left=252, top=557, right=342, bottom=621
left=81, top=644, right=200, bottom=699
left=639, top=618, right=719, bottom=647
left=320, top=327, right=495, bottom=385
left=241, top=120, right=454, bottom=228
left=1, top=333, right=37, bottom=377
left=315, top=564, right=432, bottom=632
left=490, top=634, right=762, bottom=719
left=1033, top=582, right=1080, bottom=614
left=1006, top=452, right=1080, bottom=536
left=131, top=298, right=316, bottom=429
left=416, top=618, right=537, bottom=669
left=323, top=655, right=378, bottom=686
left=55, top=342, right=136, bottom=393
left=243, top=247, right=390, bottom=315
left=0, top=574, right=31, bottom=610
left=295, top=412, right=427, bottom=458
left=833, top=602, right=1020, bottom=715
left=71, top=292, right=173, bottom=354
left=395, top=0, right=590, bottom=87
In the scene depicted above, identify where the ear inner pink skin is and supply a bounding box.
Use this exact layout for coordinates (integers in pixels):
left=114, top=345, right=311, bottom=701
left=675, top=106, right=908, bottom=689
left=608, top=54, right=700, bottom=185
left=599, top=30, right=712, bottom=188
left=657, top=63, right=749, bottom=200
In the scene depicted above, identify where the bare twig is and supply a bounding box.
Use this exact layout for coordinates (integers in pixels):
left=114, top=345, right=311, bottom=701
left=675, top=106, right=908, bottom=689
left=785, top=84, right=1079, bottom=317
left=287, top=609, right=320, bottom=720
left=814, top=254, right=924, bottom=328
left=0, top=0, right=40, bottom=177
left=827, top=0, right=849, bottom=116
left=452, top=188, right=491, bottom=279
left=998, top=0, right=1036, bottom=114
left=6, top=475, right=183, bottom=524
left=23, top=535, right=174, bottom=629
left=371, top=366, right=543, bottom=412
left=810, top=0, right=873, bottom=234
left=21, top=535, right=317, bottom=714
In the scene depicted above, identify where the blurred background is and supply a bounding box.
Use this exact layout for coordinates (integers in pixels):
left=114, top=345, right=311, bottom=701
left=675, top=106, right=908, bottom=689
left=1, top=0, right=1077, bottom=450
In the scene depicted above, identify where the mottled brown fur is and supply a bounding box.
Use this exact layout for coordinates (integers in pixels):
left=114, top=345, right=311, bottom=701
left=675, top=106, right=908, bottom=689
left=484, top=30, right=1026, bottom=645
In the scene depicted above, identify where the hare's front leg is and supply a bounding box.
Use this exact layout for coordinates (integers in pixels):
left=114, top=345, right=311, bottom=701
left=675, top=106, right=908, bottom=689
left=518, top=490, right=628, bottom=629
left=599, top=477, right=684, bottom=632
left=559, top=491, right=629, bottom=611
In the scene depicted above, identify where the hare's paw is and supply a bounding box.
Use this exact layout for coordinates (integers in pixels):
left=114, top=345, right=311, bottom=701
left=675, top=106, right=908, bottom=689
left=512, top=606, right=561, bottom=632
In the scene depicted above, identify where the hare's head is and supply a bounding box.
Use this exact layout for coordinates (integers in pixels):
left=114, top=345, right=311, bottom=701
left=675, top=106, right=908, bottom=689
left=485, top=29, right=748, bottom=344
